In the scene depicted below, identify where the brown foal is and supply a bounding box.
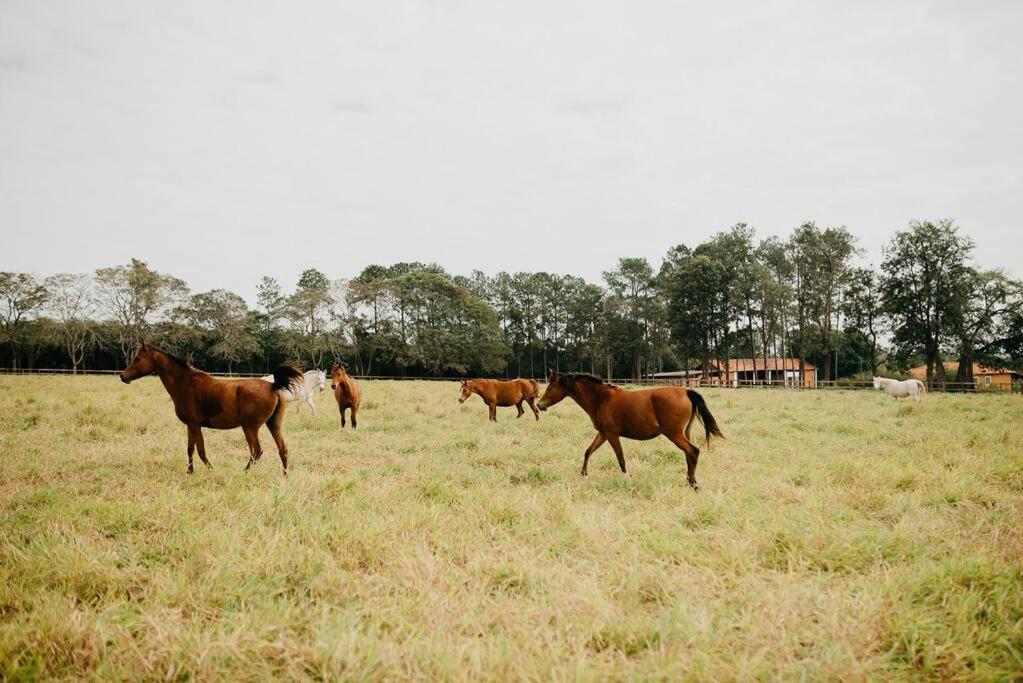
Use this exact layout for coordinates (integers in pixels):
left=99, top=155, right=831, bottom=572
left=330, top=364, right=362, bottom=428
left=458, top=378, right=540, bottom=422
left=120, top=342, right=303, bottom=475
left=537, top=370, right=723, bottom=489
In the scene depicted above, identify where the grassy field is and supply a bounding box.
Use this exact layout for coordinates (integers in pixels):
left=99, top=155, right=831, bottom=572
left=1, top=376, right=1022, bottom=681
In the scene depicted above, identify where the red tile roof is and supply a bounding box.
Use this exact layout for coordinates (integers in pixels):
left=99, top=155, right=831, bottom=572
left=715, top=358, right=816, bottom=372
left=909, top=362, right=1021, bottom=379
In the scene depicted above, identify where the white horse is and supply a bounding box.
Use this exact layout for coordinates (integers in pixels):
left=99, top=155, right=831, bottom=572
left=260, top=369, right=327, bottom=414
left=873, top=376, right=926, bottom=403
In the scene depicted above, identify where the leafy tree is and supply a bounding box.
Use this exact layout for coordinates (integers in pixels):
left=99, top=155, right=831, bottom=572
left=790, top=223, right=857, bottom=381
left=286, top=268, right=334, bottom=367
left=881, top=220, right=974, bottom=384
left=93, top=259, right=188, bottom=364
left=0, top=272, right=49, bottom=369
left=755, top=237, right=796, bottom=383
left=662, top=251, right=728, bottom=377
left=255, top=276, right=285, bottom=371
left=44, top=273, right=96, bottom=373
left=842, top=267, right=886, bottom=375
left=183, top=289, right=260, bottom=372
left=948, top=269, right=1021, bottom=383
left=603, top=257, right=659, bottom=380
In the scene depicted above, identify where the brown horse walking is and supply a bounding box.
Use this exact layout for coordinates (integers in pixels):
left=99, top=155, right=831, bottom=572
left=459, top=378, right=540, bottom=422
left=120, top=342, right=303, bottom=475
left=330, top=364, right=362, bottom=428
left=537, top=370, right=723, bottom=489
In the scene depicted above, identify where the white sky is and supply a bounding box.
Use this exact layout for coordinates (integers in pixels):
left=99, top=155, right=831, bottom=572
left=1, top=0, right=1021, bottom=302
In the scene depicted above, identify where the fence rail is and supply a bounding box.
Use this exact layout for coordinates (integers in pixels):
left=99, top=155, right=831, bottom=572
left=615, top=377, right=1017, bottom=393
left=1, top=367, right=1018, bottom=393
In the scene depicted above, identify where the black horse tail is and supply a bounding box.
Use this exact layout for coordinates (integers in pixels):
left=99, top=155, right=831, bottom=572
left=272, top=363, right=304, bottom=392
left=687, top=389, right=724, bottom=446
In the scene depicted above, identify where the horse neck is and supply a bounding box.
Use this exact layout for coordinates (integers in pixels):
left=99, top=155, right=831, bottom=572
left=567, top=381, right=608, bottom=417
left=152, top=352, right=196, bottom=404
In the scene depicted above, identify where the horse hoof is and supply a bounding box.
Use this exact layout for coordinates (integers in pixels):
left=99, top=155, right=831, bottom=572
left=187, top=467, right=194, bottom=475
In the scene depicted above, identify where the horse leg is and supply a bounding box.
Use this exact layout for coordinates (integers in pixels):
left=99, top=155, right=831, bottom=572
left=340, top=405, right=347, bottom=428
left=666, top=431, right=701, bottom=490
left=242, top=425, right=262, bottom=471
left=268, top=421, right=289, bottom=475
left=516, top=400, right=525, bottom=418
left=607, top=434, right=628, bottom=477
left=191, top=425, right=212, bottom=470
left=581, top=433, right=606, bottom=476
left=350, top=405, right=358, bottom=429
left=308, top=394, right=316, bottom=415
left=527, top=396, right=540, bottom=420
left=186, top=427, right=195, bottom=474
left=489, top=402, right=497, bottom=422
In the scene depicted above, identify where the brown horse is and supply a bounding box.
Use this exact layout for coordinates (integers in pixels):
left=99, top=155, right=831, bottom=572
left=330, top=364, right=362, bottom=428
left=537, top=370, right=723, bottom=489
left=459, top=378, right=540, bottom=422
left=120, top=342, right=303, bottom=475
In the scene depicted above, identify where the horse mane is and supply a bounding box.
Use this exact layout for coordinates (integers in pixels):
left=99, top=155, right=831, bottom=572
left=561, top=372, right=617, bottom=389
left=150, top=345, right=194, bottom=370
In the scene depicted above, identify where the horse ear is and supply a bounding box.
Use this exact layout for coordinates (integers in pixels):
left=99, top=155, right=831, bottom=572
left=139, top=339, right=147, bottom=351
left=548, top=368, right=557, bottom=379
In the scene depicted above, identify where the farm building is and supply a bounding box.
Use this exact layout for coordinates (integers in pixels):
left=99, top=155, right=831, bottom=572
left=909, top=362, right=1022, bottom=389
left=652, top=358, right=817, bottom=387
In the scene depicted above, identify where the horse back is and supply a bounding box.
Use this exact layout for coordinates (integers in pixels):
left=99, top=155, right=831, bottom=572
left=184, top=375, right=278, bottom=427
left=489, top=379, right=533, bottom=405
left=599, top=386, right=691, bottom=439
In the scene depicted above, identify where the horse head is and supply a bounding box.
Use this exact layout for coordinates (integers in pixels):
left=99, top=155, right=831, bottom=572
left=120, top=340, right=158, bottom=384
left=329, top=364, right=347, bottom=391
left=537, top=369, right=569, bottom=411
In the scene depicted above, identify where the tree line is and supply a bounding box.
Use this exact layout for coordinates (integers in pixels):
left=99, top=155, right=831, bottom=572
left=2, top=220, right=1020, bottom=383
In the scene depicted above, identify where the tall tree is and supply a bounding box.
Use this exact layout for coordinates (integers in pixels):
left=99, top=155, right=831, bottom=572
left=93, top=259, right=187, bottom=364
left=603, top=257, right=658, bottom=380
left=0, top=272, right=49, bottom=370
left=807, top=226, right=857, bottom=381
left=757, top=237, right=795, bottom=380
left=183, top=289, right=260, bottom=372
left=44, top=273, right=96, bottom=373
left=255, top=276, right=285, bottom=372
left=881, top=220, right=974, bottom=384
left=286, top=268, right=334, bottom=367
left=662, top=251, right=727, bottom=378
left=949, top=269, right=1021, bottom=383
left=692, top=230, right=747, bottom=380
left=842, top=267, right=886, bottom=375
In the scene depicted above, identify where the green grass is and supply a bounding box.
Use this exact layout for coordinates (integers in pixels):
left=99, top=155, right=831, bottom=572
left=1, top=376, right=1022, bottom=680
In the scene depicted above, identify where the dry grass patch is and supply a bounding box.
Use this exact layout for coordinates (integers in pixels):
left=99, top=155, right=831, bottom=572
left=1, top=376, right=1021, bottom=680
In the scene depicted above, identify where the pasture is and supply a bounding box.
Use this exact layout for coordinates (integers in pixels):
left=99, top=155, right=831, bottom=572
left=1, top=376, right=1021, bottom=680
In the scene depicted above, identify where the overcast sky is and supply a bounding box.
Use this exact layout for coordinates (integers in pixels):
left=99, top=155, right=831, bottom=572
left=1, top=1, right=1021, bottom=302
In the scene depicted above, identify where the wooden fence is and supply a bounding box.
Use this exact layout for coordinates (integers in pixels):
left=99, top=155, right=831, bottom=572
left=2, top=367, right=1019, bottom=393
